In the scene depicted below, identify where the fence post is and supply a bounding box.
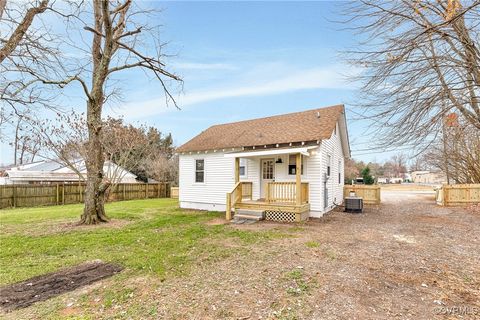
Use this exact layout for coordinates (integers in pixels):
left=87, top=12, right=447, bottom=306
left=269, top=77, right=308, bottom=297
left=62, top=183, right=65, bottom=205
left=56, top=184, right=59, bottom=205
left=123, top=184, right=126, bottom=200
left=158, top=183, right=161, bottom=198
left=444, top=186, right=448, bottom=206
left=13, top=185, right=17, bottom=208
left=145, top=184, right=148, bottom=199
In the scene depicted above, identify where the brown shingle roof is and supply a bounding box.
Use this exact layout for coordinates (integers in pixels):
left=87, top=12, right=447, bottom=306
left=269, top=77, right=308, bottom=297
left=177, top=104, right=345, bottom=152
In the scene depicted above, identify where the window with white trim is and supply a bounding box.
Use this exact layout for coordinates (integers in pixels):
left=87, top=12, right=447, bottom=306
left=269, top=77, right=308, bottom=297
left=288, top=154, right=305, bottom=175
left=239, top=158, right=247, bottom=177
left=327, top=155, right=332, bottom=177
left=195, top=159, right=204, bottom=183
left=338, top=160, right=342, bottom=184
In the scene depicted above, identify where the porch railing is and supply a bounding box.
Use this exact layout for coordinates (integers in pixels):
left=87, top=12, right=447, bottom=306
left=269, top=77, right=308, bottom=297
left=226, top=181, right=253, bottom=220
left=266, top=182, right=309, bottom=204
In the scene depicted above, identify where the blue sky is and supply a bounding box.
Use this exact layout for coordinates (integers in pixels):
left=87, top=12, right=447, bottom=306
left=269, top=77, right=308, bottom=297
left=1, top=1, right=404, bottom=165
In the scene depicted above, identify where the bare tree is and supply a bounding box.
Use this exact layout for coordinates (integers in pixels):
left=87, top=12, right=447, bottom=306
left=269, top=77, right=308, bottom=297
left=422, top=120, right=480, bottom=183
left=144, top=154, right=179, bottom=185
left=0, top=0, right=49, bottom=63
left=342, top=0, right=480, bottom=150
left=0, top=0, right=70, bottom=113
left=77, top=1, right=181, bottom=224
left=14, top=1, right=182, bottom=224
left=100, top=117, right=152, bottom=187
left=1, top=0, right=80, bottom=167
left=28, top=111, right=178, bottom=200
left=10, top=114, right=41, bottom=165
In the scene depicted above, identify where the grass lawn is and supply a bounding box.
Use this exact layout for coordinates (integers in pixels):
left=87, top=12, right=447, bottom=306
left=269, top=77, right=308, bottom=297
left=2, top=197, right=478, bottom=319
left=0, top=199, right=295, bottom=319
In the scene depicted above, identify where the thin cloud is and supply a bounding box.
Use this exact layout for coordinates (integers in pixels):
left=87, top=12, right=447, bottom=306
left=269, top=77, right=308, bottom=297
left=117, top=64, right=359, bottom=119
left=172, top=61, right=237, bottom=71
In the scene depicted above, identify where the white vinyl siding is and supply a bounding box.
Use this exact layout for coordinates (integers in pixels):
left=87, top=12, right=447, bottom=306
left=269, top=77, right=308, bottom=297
left=240, top=158, right=260, bottom=199
left=179, top=122, right=346, bottom=216
left=179, top=153, right=236, bottom=211
left=319, top=122, right=344, bottom=211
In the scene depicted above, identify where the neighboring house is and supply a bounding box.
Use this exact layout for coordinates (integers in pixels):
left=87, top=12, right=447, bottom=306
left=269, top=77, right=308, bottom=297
left=1, top=159, right=138, bottom=185
left=177, top=105, right=351, bottom=221
left=377, top=177, right=389, bottom=184
left=403, top=172, right=412, bottom=182
left=389, top=177, right=403, bottom=184
left=411, top=170, right=447, bottom=185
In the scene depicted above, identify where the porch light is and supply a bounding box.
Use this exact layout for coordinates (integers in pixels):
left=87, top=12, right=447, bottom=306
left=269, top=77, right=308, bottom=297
left=276, top=158, right=283, bottom=164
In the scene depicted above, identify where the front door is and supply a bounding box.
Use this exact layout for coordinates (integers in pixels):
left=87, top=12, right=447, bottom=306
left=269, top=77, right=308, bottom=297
left=260, top=158, right=275, bottom=199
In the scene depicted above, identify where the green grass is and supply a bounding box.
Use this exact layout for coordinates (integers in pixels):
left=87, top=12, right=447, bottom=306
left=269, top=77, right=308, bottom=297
left=0, top=199, right=290, bottom=286
left=284, top=268, right=313, bottom=296
left=305, top=240, right=320, bottom=248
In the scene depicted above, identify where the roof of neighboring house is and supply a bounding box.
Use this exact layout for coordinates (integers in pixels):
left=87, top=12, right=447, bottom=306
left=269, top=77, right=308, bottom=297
left=24, top=161, right=65, bottom=171
left=5, top=159, right=138, bottom=182
left=177, top=104, right=346, bottom=152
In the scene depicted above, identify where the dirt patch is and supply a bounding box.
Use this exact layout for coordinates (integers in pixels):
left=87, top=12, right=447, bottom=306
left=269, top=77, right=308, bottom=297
left=0, top=261, right=123, bottom=311
left=55, top=219, right=130, bottom=234
left=465, top=203, right=480, bottom=215
left=231, top=219, right=302, bottom=231
left=1, top=219, right=131, bottom=237
left=204, top=218, right=229, bottom=226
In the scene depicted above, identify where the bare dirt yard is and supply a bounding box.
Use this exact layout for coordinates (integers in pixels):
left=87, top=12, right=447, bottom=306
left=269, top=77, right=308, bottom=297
left=148, top=190, right=479, bottom=319
left=1, top=195, right=479, bottom=319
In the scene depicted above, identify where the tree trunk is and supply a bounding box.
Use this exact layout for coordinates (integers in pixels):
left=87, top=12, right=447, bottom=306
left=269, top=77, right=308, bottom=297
left=80, top=100, right=109, bottom=224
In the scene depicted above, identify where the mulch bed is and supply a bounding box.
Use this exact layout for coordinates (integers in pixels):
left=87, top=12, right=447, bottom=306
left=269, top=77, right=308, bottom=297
left=0, top=261, right=123, bottom=311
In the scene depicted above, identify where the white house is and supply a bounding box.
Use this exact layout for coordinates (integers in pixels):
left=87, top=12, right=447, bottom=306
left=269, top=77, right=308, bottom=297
left=1, top=159, right=138, bottom=185
left=177, top=105, right=351, bottom=222
left=411, top=170, right=447, bottom=185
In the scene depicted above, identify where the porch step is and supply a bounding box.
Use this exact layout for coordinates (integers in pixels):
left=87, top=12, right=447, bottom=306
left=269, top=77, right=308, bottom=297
left=232, top=209, right=265, bottom=224
left=234, top=214, right=262, bottom=221
left=235, top=209, right=265, bottom=218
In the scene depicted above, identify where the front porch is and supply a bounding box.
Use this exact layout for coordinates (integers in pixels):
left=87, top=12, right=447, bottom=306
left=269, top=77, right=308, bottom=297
left=226, top=151, right=310, bottom=222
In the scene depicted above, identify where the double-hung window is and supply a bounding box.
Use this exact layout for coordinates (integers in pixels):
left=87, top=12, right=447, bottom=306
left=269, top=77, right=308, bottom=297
left=338, top=160, right=342, bottom=184
left=327, top=155, right=332, bottom=177
left=195, top=159, right=204, bottom=183
left=239, top=158, right=247, bottom=177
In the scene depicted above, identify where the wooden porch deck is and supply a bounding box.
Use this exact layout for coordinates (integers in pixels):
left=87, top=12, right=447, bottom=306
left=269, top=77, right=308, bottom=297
left=227, top=154, right=309, bottom=222
left=227, top=181, right=310, bottom=222
left=235, top=200, right=310, bottom=214
left=234, top=199, right=310, bottom=222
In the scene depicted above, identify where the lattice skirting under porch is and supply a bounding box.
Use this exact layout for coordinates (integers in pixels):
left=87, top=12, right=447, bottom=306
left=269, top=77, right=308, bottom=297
left=264, top=210, right=297, bottom=222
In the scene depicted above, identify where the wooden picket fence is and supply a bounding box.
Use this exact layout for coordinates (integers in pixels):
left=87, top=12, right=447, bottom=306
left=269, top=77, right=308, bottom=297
left=0, top=182, right=172, bottom=209
left=343, top=185, right=381, bottom=205
left=170, top=187, right=179, bottom=199
left=435, top=184, right=480, bottom=206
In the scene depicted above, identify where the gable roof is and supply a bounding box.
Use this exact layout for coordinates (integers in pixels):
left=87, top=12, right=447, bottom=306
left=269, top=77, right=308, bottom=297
left=177, top=104, right=346, bottom=153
